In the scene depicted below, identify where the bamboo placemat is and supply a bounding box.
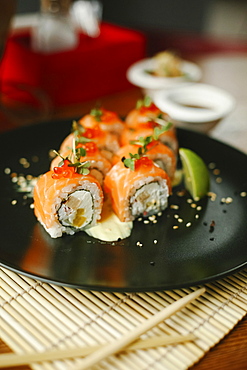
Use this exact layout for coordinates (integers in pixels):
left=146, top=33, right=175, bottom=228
left=1, top=266, right=247, bottom=369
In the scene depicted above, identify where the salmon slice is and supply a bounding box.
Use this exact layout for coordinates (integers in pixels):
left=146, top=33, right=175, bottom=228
left=120, top=124, right=178, bottom=154
left=79, top=108, right=125, bottom=136
left=125, top=100, right=170, bottom=129
left=59, top=127, right=120, bottom=162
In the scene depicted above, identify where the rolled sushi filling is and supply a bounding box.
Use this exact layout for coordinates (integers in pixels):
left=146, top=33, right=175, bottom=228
left=58, top=190, right=94, bottom=229
left=130, top=181, right=169, bottom=218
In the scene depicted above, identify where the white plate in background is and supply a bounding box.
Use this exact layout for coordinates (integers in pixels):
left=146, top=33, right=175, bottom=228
left=127, top=57, right=202, bottom=93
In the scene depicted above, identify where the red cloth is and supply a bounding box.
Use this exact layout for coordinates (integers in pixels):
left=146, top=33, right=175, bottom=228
left=0, top=23, right=146, bottom=108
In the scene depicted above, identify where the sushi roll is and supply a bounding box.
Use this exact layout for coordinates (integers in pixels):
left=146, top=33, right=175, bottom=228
left=113, top=140, right=176, bottom=181
left=33, top=159, right=104, bottom=238
left=125, top=96, right=171, bottom=130
left=50, top=141, right=112, bottom=185
left=79, top=108, right=125, bottom=136
left=120, top=124, right=178, bottom=154
left=59, top=125, right=120, bottom=162
left=104, top=156, right=171, bottom=222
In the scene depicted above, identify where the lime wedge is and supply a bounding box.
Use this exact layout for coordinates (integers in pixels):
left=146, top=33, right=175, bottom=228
left=179, top=148, right=210, bottom=200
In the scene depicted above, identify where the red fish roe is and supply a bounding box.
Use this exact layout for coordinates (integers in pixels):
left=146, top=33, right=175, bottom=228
left=52, top=159, right=79, bottom=179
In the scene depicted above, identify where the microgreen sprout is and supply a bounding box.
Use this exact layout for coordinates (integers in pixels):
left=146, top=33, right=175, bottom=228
left=136, top=96, right=152, bottom=109
left=52, top=148, right=90, bottom=176
left=68, top=161, right=90, bottom=175
left=90, top=108, right=103, bottom=122
left=123, top=118, right=172, bottom=171
left=122, top=153, right=140, bottom=171
left=71, top=120, right=84, bottom=136
left=153, top=122, right=172, bottom=139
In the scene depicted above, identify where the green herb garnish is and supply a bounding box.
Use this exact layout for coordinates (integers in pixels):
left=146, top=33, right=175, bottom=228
left=90, top=108, right=103, bottom=122
left=123, top=119, right=172, bottom=171
left=136, top=96, right=152, bottom=109
left=68, top=161, right=90, bottom=175
left=130, top=135, right=153, bottom=156
left=122, top=153, right=140, bottom=171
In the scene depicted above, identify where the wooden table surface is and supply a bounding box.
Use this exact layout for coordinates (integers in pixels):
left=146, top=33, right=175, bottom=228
left=1, top=45, right=247, bottom=369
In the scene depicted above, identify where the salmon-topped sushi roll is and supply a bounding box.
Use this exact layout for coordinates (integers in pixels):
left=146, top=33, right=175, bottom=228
left=104, top=156, right=171, bottom=222
left=59, top=125, right=120, bottom=163
left=34, top=160, right=103, bottom=238
left=125, top=96, right=171, bottom=130
left=120, top=123, right=178, bottom=154
left=113, top=140, right=176, bottom=181
left=79, top=108, right=125, bottom=137
left=51, top=141, right=112, bottom=185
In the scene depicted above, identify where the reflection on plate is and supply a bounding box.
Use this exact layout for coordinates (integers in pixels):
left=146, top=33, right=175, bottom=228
left=0, top=121, right=246, bottom=292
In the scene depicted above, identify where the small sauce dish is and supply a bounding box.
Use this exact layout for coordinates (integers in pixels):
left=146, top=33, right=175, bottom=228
left=153, top=83, right=236, bottom=133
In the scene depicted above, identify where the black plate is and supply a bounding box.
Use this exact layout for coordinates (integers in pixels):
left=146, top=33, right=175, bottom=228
left=0, top=120, right=246, bottom=292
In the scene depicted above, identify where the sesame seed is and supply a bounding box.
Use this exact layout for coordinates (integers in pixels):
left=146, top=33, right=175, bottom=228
left=209, top=220, right=215, bottom=232
left=195, top=214, right=200, bottom=219
left=187, top=198, right=193, bottom=204
left=174, top=214, right=179, bottom=219
left=196, top=206, right=202, bottom=211
left=153, top=240, right=158, bottom=244
left=19, top=158, right=27, bottom=165
left=208, top=162, right=216, bottom=169
left=213, top=169, right=220, bottom=175
left=176, top=190, right=186, bottom=197
left=186, top=222, right=192, bottom=227
left=178, top=218, right=183, bottom=223
left=137, top=217, right=142, bottom=221
left=216, top=177, right=222, bottom=183
left=208, top=192, right=217, bottom=201
left=4, top=168, right=11, bottom=174
left=143, top=220, right=149, bottom=224
left=240, top=191, right=246, bottom=197
left=173, top=225, right=179, bottom=229
left=170, top=204, right=179, bottom=210
left=153, top=219, right=157, bottom=224
left=225, top=197, right=233, bottom=204
left=49, top=150, right=56, bottom=158
left=11, top=200, right=17, bottom=205
left=157, top=212, right=162, bottom=217
left=191, top=203, right=197, bottom=208
left=30, top=204, right=34, bottom=209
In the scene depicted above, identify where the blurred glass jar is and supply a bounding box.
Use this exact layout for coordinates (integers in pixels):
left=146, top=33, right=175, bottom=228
left=32, top=0, right=79, bottom=53
left=0, top=1, right=16, bottom=60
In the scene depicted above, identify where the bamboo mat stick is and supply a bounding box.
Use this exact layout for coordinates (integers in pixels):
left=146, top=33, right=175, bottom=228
left=71, top=287, right=205, bottom=370
left=0, top=334, right=196, bottom=368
